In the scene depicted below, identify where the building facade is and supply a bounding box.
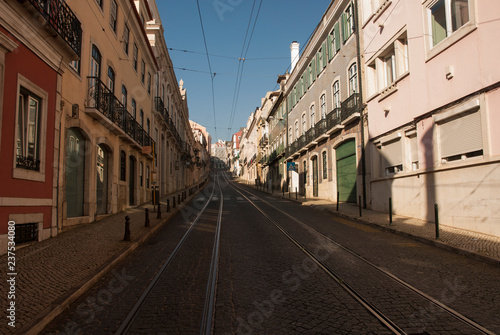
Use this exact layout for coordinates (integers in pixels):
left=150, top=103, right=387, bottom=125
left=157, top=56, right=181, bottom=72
left=361, top=0, right=500, bottom=235
left=0, top=0, right=82, bottom=250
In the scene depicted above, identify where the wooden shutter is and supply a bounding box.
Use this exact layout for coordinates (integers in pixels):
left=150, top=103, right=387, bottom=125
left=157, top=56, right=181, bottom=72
left=327, top=32, right=333, bottom=61
left=311, top=58, right=316, bottom=82
left=322, top=41, right=327, bottom=68
left=341, top=12, right=347, bottom=44
left=334, top=22, right=341, bottom=52
left=316, top=52, right=321, bottom=76
left=382, top=138, right=402, bottom=167
left=439, top=110, right=482, bottom=158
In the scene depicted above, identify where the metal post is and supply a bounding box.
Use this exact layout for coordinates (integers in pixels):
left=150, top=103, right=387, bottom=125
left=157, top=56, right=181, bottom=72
left=336, top=192, right=340, bottom=211
left=359, top=196, right=362, bottom=217
left=145, top=208, right=150, bottom=227
left=124, top=216, right=131, bottom=241
left=157, top=203, right=162, bottom=219
left=296, top=187, right=298, bottom=200
left=173, top=196, right=176, bottom=208
left=167, top=199, right=170, bottom=212
left=389, top=197, right=393, bottom=225
left=435, top=203, right=440, bottom=239
left=178, top=194, right=181, bottom=204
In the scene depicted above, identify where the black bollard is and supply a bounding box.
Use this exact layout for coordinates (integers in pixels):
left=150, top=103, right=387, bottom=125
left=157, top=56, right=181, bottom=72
left=435, top=203, right=440, bottom=239
left=173, top=196, right=176, bottom=208
left=359, top=196, right=362, bottom=217
left=178, top=194, right=181, bottom=204
left=157, top=203, right=162, bottom=219
left=336, top=192, right=340, bottom=211
left=167, top=199, right=170, bottom=212
left=145, top=208, right=150, bottom=227
left=389, top=197, right=393, bottom=225
left=124, top=216, right=131, bottom=241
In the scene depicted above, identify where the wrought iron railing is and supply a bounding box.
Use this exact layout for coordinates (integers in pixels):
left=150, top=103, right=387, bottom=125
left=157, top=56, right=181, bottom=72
left=341, top=93, right=361, bottom=120
left=87, top=77, right=154, bottom=148
left=23, top=0, right=82, bottom=56
left=16, top=155, right=40, bottom=171
left=15, top=222, right=38, bottom=244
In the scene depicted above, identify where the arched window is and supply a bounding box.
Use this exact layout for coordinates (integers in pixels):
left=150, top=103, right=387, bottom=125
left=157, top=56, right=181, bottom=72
left=333, top=81, right=340, bottom=108
left=349, top=63, right=358, bottom=96
left=310, top=105, right=315, bottom=127
left=121, top=85, right=127, bottom=108
left=322, top=151, right=328, bottom=180
left=320, top=94, right=326, bottom=119
left=107, top=67, right=115, bottom=93
left=131, top=98, right=136, bottom=118
left=90, top=44, right=101, bottom=78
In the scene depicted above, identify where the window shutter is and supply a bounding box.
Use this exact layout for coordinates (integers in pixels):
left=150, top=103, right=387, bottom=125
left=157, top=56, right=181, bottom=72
left=341, top=12, right=347, bottom=44
left=382, top=139, right=402, bottom=167
left=311, top=58, right=316, bottom=82
left=439, top=110, right=482, bottom=158
left=410, top=136, right=418, bottom=162
left=305, top=68, right=309, bottom=89
left=327, top=33, right=333, bottom=61
left=322, top=42, right=327, bottom=68
left=334, top=22, right=341, bottom=52
left=316, top=52, right=321, bottom=76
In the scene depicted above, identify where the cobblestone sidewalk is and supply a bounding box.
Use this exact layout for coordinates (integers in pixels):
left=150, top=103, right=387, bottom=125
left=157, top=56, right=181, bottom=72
left=253, top=185, right=500, bottom=266
left=0, top=186, right=202, bottom=335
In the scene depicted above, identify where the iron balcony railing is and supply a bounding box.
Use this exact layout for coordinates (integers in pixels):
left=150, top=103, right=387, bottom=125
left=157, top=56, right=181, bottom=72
left=259, top=134, right=269, bottom=147
left=23, top=0, right=82, bottom=56
left=286, top=93, right=361, bottom=157
left=16, top=155, right=40, bottom=171
left=87, top=77, right=154, bottom=148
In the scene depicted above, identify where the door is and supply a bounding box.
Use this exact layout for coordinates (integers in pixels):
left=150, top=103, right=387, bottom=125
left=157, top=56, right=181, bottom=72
left=312, top=156, right=319, bottom=197
left=129, top=156, right=135, bottom=206
left=96, top=145, right=108, bottom=214
left=336, top=140, right=357, bottom=203
left=66, top=128, right=85, bottom=217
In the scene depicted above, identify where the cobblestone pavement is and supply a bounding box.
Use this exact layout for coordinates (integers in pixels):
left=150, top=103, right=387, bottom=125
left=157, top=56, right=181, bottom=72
left=0, top=183, right=204, bottom=335
left=256, top=185, right=500, bottom=265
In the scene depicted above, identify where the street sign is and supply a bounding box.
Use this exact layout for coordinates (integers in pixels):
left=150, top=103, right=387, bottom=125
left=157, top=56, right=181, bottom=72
left=287, top=162, right=296, bottom=172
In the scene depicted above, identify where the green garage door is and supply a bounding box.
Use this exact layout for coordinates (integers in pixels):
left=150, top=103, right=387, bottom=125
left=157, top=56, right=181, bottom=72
left=336, top=140, right=357, bottom=203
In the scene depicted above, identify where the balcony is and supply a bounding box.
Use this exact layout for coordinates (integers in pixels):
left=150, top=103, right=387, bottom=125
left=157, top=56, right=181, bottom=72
left=259, top=134, right=269, bottom=148
left=20, top=0, right=82, bottom=57
left=286, top=93, right=361, bottom=158
left=86, top=77, right=154, bottom=150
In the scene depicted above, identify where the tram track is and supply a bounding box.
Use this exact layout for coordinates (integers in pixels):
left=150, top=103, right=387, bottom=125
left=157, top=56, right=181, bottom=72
left=223, top=172, right=495, bottom=335
left=114, top=173, right=224, bottom=335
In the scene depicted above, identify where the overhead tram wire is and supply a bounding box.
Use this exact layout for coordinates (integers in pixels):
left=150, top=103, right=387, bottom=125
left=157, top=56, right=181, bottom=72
left=196, top=0, right=218, bottom=140
left=226, top=0, right=263, bottom=140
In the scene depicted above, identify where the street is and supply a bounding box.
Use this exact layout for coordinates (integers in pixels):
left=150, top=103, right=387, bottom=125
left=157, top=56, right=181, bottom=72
left=42, top=171, right=500, bottom=334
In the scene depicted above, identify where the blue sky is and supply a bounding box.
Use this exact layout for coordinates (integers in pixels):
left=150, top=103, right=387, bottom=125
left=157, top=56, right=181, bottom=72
left=157, top=0, right=331, bottom=141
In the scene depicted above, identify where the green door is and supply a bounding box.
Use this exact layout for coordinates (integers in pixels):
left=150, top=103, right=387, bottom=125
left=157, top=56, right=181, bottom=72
left=312, top=156, right=319, bottom=197
left=336, top=140, right=357, bottom=203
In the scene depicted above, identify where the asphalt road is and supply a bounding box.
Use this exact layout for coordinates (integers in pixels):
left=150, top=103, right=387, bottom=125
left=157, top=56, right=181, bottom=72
left=42, top=171, right=500, bottom=334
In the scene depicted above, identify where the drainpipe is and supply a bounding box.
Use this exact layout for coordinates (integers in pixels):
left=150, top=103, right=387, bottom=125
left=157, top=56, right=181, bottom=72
left=354, top=0, right=367, bottom=209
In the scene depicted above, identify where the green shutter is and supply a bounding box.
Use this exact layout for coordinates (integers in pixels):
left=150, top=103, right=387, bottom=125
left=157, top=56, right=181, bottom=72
left=341, top=12, right=347, bottom=44
left=328, top=33, right=333, bottom=61
left=322, top=42, right=327, bottom=69
left=316, top=52, right=321, bottom=76
left=334, top=22, right=341, bottom=52
left=311, top=58, right=316, bottom=82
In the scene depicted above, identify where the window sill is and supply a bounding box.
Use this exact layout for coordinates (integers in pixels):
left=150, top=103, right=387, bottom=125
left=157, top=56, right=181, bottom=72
left=378, top=83, right=398, bottom=102
left=13, top=167, right=46, bottom=183
left=426, top=23, right=477, bottom=62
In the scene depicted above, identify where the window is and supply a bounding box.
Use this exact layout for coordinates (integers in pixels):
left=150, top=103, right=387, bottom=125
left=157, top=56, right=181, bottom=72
left=301, top=113, right=306, bottom=134
left=316, top=45, right=326, bottom=76
left=342, top=4, right=355, bottom=43
left=147, top=72, right=151, bottom=95
left=95, top=0, right=103, bottom=9
left=333, top=81, right=340, bottom=108
left=121, top=85, right=127, bottom=108
left=320, top=94, right=326, bottom=119
left=90, top=45, right=101, bottom=79
left=123, top=24, right=129, bottom=55
left=133, top=44, right=138, bottom=71
left=379, top=138, right=403, bottom=176
left=384, top=50, right=396, bottom=87
left=140, top=109, right=144, bottom=128
left=16, top=89, right=41, bottom=171
left=70, top=59, right=80, bottom=74
left=289, top=127, right=293, bottom=143
left=308, top=60, right=316, bottom=87
left=107, top=67, right=115, bottom=93
left=146, top=118, right=150, bottom=135
left=120, top=150, right=126, bottom=181
left=348, top=63, right=358, bottom=96
left=294, top=120, right=299, bottom=139
left=429, top=0, right=469, bottom=47
left=141, top=60, right=145, bottom=83
left=322, top=151, right=327, bottom=180
left=438, top=109, right=482, bottom=163
left=146, top=166, right=150, bottom=188
left=131, top=98, right=136, bottom=118
left=140, top=162, right=143, bottom=186
left=110, top=0, right=117, bottom=33
left=310, top=105, right=315, bottom=127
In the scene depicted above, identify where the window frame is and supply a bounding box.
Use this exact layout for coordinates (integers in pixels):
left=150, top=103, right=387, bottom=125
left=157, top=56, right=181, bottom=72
left=110, top=0, right=118, bottom=33
left=123, top=24, right=130, bottom=55
left=132, top=44, right=138, bottom=71
left=13, top=74, right=48, bottom=182
left=322, top=150, right=328, bottom=180
left=348, top=63, right=358, bottom=96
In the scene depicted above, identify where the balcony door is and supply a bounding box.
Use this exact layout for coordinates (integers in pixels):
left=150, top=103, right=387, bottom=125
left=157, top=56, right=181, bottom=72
left=96, top=144, right=108, bottom=215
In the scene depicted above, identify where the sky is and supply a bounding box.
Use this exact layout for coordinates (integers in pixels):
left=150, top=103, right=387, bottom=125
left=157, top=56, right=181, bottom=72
left=156, top=0, right=332, bottom=142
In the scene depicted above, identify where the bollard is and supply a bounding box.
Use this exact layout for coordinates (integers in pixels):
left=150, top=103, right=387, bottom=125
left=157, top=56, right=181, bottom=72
left=157, top=203, right=162, bottom=219
left=178, top=194, right=181, bottom=204
left=173, top=196, right=176, bottom=208
left=296, top=188, right=298, bottom=200
left=359, top=196, right=362, bottom=217
left=304, top=189, right=306, bottom=202
left=124, top=216, right=131, bottom=241
left=145, top=208, right=150, bottom=227
left=336, top=192, right=340, bottom=211
left=166, top=199, right=170, bottom=212
left=435, top=203, right=440, bottom=239
left=389, top=197, right=393, bottom=225
left=283, top=187, right=285, bottom=197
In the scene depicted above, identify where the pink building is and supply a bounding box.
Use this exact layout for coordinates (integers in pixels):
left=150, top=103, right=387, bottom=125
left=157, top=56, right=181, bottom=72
left=361, top=0, right=500, bottom=235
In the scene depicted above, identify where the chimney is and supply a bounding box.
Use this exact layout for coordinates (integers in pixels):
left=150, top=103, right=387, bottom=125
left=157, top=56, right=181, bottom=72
left=290, top=41, right=300, bottom=73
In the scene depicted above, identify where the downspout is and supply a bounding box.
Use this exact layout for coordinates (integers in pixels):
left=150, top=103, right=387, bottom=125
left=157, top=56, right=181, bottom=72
left=353, top=0, right=367, bottom=208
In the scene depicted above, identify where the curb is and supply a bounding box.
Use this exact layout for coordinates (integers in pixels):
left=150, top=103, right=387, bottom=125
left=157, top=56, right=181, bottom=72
left=20, top=184, right=208, bottom=335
